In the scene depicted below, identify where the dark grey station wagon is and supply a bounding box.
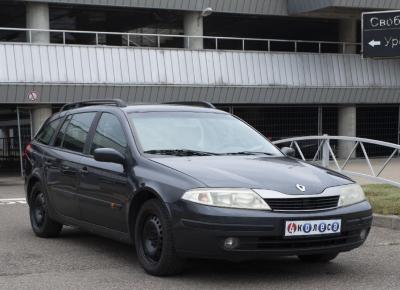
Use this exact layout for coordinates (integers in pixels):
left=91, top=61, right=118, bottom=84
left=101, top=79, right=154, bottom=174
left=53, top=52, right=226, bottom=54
left=24, top=100, right=372, bottom=276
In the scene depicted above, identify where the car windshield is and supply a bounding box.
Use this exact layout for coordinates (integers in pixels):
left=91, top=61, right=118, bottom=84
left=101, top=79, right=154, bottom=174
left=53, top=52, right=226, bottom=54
left=129, top=111, right=283, bottom=156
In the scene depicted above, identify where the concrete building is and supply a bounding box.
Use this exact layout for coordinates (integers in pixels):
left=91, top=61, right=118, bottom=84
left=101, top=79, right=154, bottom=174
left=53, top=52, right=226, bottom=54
left=1, top=0, right=400, bottom=173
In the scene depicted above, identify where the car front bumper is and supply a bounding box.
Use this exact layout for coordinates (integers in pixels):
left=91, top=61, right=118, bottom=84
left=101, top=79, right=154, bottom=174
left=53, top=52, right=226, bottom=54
left=168, top=200, right=372, bottom=260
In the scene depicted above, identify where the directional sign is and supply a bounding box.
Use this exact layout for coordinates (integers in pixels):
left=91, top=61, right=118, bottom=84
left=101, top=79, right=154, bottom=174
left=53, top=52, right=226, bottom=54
left=362, top=10, right=400, bottom=58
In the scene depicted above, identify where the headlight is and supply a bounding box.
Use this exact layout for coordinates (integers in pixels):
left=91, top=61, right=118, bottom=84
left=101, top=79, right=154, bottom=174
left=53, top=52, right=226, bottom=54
left=181, top=188, right=271, bottom=210
left=338, top=184, right=366, bottom=207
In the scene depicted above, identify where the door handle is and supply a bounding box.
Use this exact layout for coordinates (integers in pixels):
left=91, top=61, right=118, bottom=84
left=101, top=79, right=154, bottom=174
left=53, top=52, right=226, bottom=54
left=80, top=167, right=89, bottom=175
left=60, top=165, right=72, bottom=174
left=44, top=157, right=55, bottom=166
left=44, top=160, right=53, bottom=166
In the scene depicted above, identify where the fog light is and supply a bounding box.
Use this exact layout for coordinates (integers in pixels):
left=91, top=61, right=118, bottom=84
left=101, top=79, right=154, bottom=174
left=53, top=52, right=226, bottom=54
left=360, top=229, right=368, bottom=240
left=224, top=237, right=239, bottom=250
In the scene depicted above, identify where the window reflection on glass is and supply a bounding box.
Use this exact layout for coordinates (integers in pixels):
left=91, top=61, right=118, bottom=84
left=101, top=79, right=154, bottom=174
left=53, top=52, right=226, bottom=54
left=90, top=113, right=127, bottom=155
left=129, top=112, right=282, bottom=156
left=62, top=113, right=96, bottom=153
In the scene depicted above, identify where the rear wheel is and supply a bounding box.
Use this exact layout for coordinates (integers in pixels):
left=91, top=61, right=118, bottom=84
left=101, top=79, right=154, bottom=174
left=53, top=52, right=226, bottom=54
left=298, top=253, right=339, bottom=263
left=135, top=199, right=184, bottom=276
left=29, top=183, right=63, bottom=238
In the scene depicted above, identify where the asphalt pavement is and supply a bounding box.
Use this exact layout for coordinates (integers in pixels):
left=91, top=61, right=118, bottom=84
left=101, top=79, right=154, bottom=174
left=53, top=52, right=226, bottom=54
left=0, top=177, right=399, bottom=290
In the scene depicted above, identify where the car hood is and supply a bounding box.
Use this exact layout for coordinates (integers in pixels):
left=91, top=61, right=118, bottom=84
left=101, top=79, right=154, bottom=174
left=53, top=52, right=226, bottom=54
left=150, top=156, right=353, bottom=195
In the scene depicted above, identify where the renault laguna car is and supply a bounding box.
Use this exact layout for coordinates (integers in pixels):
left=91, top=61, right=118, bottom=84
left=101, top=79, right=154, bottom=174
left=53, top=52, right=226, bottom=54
left=24, top=100, right=372, bottom=276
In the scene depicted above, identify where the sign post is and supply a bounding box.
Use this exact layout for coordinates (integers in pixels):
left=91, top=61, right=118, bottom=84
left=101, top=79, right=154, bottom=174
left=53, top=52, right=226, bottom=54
left=362, top=10, right=400, bottom=58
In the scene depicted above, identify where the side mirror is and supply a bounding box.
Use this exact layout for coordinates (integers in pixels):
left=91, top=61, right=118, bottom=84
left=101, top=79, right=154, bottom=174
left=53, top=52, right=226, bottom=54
left=94, top=148, right=126, bottom=165
left=281, top=147, right=295, bottom=157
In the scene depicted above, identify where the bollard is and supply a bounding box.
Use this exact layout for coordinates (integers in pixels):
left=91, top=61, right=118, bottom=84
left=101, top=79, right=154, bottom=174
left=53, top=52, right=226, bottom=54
left=321, top=135, right=330, bottom=167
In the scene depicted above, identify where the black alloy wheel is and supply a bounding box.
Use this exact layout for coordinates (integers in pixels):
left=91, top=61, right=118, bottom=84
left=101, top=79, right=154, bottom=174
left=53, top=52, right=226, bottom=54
left=141, top=215, right=163, bottom=263
left=32, top=192, right=46, bottom=228
left=29, top=183, right=62, bottom=238
left=135, top=199, right=184, bottom=276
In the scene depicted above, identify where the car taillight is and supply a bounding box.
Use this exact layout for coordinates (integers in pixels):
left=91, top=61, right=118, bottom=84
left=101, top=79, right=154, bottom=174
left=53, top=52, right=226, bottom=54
left=23, top=143, right=33, bottom=159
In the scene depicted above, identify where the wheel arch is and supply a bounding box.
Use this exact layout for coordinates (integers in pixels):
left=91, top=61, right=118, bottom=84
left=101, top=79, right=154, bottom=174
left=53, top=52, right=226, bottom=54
left=26, top=174, right=42, bottom=206
left=127, top=187, right=170, bottom=242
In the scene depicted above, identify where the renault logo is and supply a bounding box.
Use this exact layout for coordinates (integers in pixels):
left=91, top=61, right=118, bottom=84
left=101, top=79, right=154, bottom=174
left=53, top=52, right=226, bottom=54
left=296, top=184, right=306, bottom=192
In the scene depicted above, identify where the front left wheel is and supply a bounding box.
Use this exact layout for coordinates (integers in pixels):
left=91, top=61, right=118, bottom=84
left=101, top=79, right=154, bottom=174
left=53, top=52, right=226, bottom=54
left=134, top=199, right=185, bottom=276
left=29, top=183, right=63, bottom=238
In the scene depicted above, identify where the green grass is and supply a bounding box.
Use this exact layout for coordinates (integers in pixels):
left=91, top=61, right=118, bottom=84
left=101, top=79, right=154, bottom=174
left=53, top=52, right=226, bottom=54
left=362, top=184, right=400, bottom=216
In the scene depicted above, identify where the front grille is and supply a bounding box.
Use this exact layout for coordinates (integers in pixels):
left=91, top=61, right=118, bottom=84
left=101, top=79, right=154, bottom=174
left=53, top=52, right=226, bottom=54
left=237, top=230, right=362, bottom=251
left=264, top=196, right=340, bottom=211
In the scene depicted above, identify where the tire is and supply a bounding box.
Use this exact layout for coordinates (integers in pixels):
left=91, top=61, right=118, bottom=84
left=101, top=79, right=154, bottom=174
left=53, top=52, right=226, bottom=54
left=298, top=253, right=339, bottom=263
left=29, top=183, right=63, bottom=238
left=135, top=199, right=185, bottom=276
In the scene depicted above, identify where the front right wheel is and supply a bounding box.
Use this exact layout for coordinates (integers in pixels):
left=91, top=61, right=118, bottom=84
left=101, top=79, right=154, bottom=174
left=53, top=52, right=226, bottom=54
left=135, top=199, right=185, bottom=276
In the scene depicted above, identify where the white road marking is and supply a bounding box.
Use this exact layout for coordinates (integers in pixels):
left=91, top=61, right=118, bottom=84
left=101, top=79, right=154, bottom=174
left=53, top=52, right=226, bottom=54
left=0, top=198, right=26, bottom=201
left=0, top=198, right=27, bottom=205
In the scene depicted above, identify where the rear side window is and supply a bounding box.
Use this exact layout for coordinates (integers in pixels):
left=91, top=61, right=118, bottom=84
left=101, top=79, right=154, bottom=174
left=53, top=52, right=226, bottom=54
left=61, top=112, right=96, bottom=153
left=36, top=118, right=62, bottom=145
left=90, top=113, right=128, bottom=155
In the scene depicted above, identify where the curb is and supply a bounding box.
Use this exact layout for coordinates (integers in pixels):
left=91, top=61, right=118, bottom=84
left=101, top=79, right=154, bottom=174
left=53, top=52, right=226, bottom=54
left=373, top=214, right=400, bottom=230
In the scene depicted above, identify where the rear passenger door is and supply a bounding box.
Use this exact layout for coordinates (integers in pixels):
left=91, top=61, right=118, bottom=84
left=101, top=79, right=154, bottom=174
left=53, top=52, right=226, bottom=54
left=47, top=112, right=96, bottom=219
left=79, top=112, right=131, bottom=232
left=35, top=116, right=62, bottom=194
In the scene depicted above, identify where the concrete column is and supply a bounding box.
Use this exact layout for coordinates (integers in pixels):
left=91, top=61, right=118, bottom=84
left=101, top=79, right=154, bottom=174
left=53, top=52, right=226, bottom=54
left=338, top=106, right=357, bottom=159
left=26, top=2, right=50, bottom=43
left=32, top=106, right=52, bottom=135
left=339, top=19, right=357, bottom=54
left=184, top=12, right=203, bottom=49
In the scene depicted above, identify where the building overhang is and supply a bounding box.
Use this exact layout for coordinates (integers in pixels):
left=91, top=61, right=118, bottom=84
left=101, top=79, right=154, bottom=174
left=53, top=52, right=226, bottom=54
left=1, top=43, right=400, bottom=104
left=287, top=0, right=393, bottom=18
left=21, top=0, right=288, bottom=16
left=21, top=0, right=400, bottom=17
left=2, top=84, right=400, bottom=105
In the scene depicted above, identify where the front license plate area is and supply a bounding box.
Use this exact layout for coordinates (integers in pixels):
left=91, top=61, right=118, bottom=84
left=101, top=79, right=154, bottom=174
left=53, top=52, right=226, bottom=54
left=284, top=219, right=341, bottom=237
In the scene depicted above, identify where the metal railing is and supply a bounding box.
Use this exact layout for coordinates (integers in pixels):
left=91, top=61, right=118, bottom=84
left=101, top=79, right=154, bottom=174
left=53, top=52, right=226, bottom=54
left=0, top=136, right=29, bottom=160
left=0, top=27, right=361, bottom=54
left=273, top=135, right=400, bottom=187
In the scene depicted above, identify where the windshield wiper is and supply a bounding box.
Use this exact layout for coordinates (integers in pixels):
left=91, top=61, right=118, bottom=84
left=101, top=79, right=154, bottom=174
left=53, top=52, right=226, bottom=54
left=144, top=149, right=218, bottom=156
left=222, top=151, right=275, bottom=156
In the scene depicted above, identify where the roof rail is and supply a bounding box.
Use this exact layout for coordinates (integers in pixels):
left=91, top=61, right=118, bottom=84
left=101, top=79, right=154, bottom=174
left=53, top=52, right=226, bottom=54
left=164, top=101, right=216, bottom=109
left=60, top=99, right=127, bottom=112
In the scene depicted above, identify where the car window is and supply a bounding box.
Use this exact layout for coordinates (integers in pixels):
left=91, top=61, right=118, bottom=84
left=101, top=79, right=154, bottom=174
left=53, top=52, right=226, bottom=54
left=54, top=115, right=72, bottom=147
left=36, top=118, right=62, bottom=145
left=129, top=112, right=283, bottom=156
left=61, top=112, right=96, bottom=153
left=90, top=113, right=128, bottom=155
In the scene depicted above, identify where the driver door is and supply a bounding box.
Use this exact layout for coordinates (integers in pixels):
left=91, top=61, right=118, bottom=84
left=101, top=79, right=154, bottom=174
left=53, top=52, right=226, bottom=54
left=78, top=112, right=131, bottom=232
